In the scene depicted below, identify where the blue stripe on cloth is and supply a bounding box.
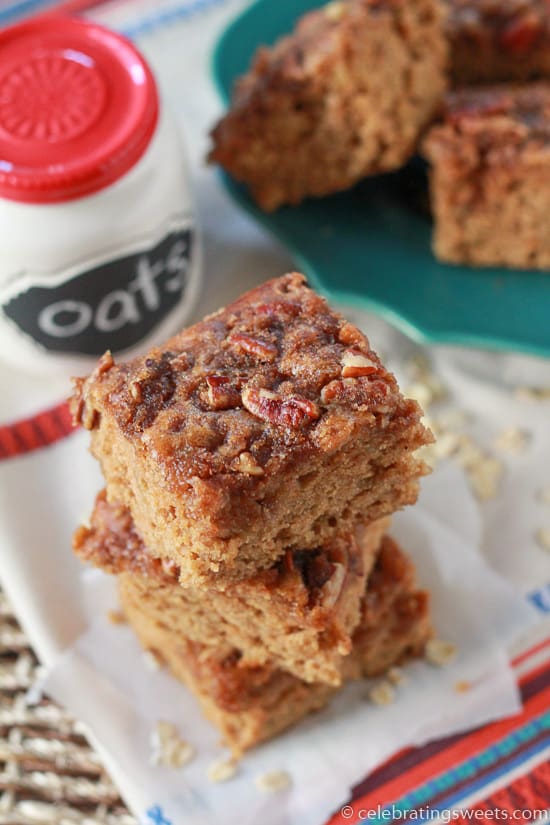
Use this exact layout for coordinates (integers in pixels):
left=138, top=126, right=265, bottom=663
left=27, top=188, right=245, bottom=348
left=528, top=584, right=550, bottom=613
left=359, top=712, right=550, bottom=824
left=117, top=0, right=232, bottom=39
left=0, top=0, right=234, bottom=33
left=425, top=734, right=550, bottom=815
left=0, top=0, right=58, bottom=25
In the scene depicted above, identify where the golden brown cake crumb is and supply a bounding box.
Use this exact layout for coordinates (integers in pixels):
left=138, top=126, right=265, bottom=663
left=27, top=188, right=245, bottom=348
left=120, top=536, right=432, bottom=754
left=75, top=490, right=389, bottom=685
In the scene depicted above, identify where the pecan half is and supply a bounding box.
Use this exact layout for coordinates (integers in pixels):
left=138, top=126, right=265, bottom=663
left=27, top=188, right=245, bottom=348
left=228, top=332, right=278, bottom=361
left=205, top=375, right=241, bottom=410
left=242, top=387, right=320, bottom=428
left=341, top=349, right=379, bottom=378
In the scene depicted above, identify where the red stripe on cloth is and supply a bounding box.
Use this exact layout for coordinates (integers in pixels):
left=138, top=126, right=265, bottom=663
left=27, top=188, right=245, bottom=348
left=453, top=758, right=550, bottom=822
left=512, top=637, right=550, bottom=668
left=327, top=663, right=550, bottom=822
left=0, top=401, right=75, bottom=460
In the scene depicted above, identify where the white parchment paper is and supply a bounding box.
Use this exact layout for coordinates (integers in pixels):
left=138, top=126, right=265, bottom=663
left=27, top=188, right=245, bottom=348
left=41, top=466, right=536, bottom=825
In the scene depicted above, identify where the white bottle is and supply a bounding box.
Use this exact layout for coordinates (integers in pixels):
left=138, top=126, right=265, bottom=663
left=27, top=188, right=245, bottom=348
left=0, top=16, right=202, bottom=376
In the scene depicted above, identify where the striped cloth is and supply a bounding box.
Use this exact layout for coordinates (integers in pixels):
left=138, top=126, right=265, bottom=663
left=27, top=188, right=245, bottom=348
left=0, top=0, right=230, bottom=31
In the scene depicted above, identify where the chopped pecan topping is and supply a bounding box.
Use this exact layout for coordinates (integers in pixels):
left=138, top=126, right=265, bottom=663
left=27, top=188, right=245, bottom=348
left=205, top=375, right=241, bottom=410
left=242, top=387, right=320, bottom=428
left=124, top=353, right=176, bottom=433
left=253, top=300, right=300, bottom=320
left=499, top=11, right=542, bottom=55
left=286, top=546, right=349, bottom=609
left=228, top=331, right=278, bottom=361
left=232, top=451, right=265, bottom=476
left=290, top=549, right=334, bottom=591
left=338, top=321, right=365, bottom=347
left=321, top=379, right=349, bottom=404
left=75, top=398, right=98, bottom=431
left=95, top=351, right=114, bottom=376
left=318, top=562, right=346, bottom=609
left=341, top=349, right=379, bottom=378
left=129, top=381, right=143, bottom=402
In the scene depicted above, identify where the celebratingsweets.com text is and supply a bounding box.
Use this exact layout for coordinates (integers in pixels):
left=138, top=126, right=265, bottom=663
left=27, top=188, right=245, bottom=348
left=339, top=804, right=550, bottom=822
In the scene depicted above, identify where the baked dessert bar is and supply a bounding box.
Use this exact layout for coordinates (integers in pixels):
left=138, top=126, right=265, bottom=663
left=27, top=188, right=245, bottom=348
left=209, top=0, right=448, bottom=211
left=447, top=0, right=550, bottom=85
left=423, top=84, right=550, bottom=269
left=72, top=274, right=432, bottom=584
left=120, top=536, right=432, bottom=754
left=74, top=491, right=389, bottom=685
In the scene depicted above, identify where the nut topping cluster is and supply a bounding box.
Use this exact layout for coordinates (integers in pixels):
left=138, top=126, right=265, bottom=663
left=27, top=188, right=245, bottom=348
left=241, top=387, right=320, bottom=428
left=341, top=349, right=379, bottom=378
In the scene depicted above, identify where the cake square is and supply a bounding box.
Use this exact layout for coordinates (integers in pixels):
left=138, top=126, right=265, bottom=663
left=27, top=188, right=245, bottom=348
left=74, top=491, right=389, bottom=685
left=72, top=274, right=432, bottom=584
left=120, top=536, right=432, bottom=754
left=209, top=0, right=448, bottom=210
left=447, top=0, right=550, bottom=85
left=423, top=84, right=550, bottom=269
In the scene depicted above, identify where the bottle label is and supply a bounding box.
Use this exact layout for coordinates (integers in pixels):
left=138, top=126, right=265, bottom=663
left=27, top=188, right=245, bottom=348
left=0, top=218, right=195, bottom=356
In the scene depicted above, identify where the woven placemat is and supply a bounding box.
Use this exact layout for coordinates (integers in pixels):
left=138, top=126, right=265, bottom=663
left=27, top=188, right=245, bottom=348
left=0, top=590, right=136, bottom=825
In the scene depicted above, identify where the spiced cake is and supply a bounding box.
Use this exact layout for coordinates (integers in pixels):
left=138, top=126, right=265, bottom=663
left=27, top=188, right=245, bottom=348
left=447, top=0, right=550, bottom=85
left=120, top=536, right=432, bottom=754
left=423, top=83, right=550, bottom=269
left=209, top=0, right=448, bottom=211
left=74, top=491, right=390, bottom=685
left=72, top=273, right=432, bottom=585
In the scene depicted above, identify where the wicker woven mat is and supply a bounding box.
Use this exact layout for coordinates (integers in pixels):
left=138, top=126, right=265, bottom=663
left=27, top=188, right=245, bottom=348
left=0, top=590, right=136, bottom=825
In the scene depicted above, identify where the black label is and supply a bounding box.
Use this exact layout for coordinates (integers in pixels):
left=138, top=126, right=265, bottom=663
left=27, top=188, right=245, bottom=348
left=2, top=228, right=194, bottom=356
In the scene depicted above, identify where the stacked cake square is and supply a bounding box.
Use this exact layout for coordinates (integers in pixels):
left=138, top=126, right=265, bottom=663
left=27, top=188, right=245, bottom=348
left=72, top=273, right=433, bottom=754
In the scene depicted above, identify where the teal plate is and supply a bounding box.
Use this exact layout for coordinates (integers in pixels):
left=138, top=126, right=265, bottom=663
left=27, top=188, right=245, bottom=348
left=212, top=0, right=550, bottom=357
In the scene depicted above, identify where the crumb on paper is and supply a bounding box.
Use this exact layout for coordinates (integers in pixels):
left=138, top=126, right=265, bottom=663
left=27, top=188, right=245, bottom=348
left=367, top=681, right=396, bottom=706
left=255, top=770, right=292, bottom=793
left=514, top=386, right=550, bottom=402
left=455, top=681, right=471, bottom=693
left=404, top=357, right=447, bottom=407
left=405, top=381, right=433, bottom=410
left=150, top=721, right=194, bottom=769
left=535, top=527, right=550, bottom=552
left=107, top=609, right=126, bottom=625
left=207, top=757, right=238, bottom=783
left=454, top=433, right=505, bottom=501
left=493, top=427, right=531, bottom=454
left=537, top=486, right=550, bottom=506
left=426, top=639, right=457, bottom=667
left=387, top=666, right=406, bottom=686
left=419, top=431, right=460, bottom=469
left=465, top=455, right=504, bottom=501
left=143, top=650, right=162, bottom=671
left=433, top=409, right=469, bottom=431
left=454, top=435, right=484, bottom=469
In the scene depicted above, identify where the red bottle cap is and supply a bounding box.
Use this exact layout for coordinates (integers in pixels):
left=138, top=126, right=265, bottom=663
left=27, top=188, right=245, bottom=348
left=0, top=17, right=159, bottom=203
